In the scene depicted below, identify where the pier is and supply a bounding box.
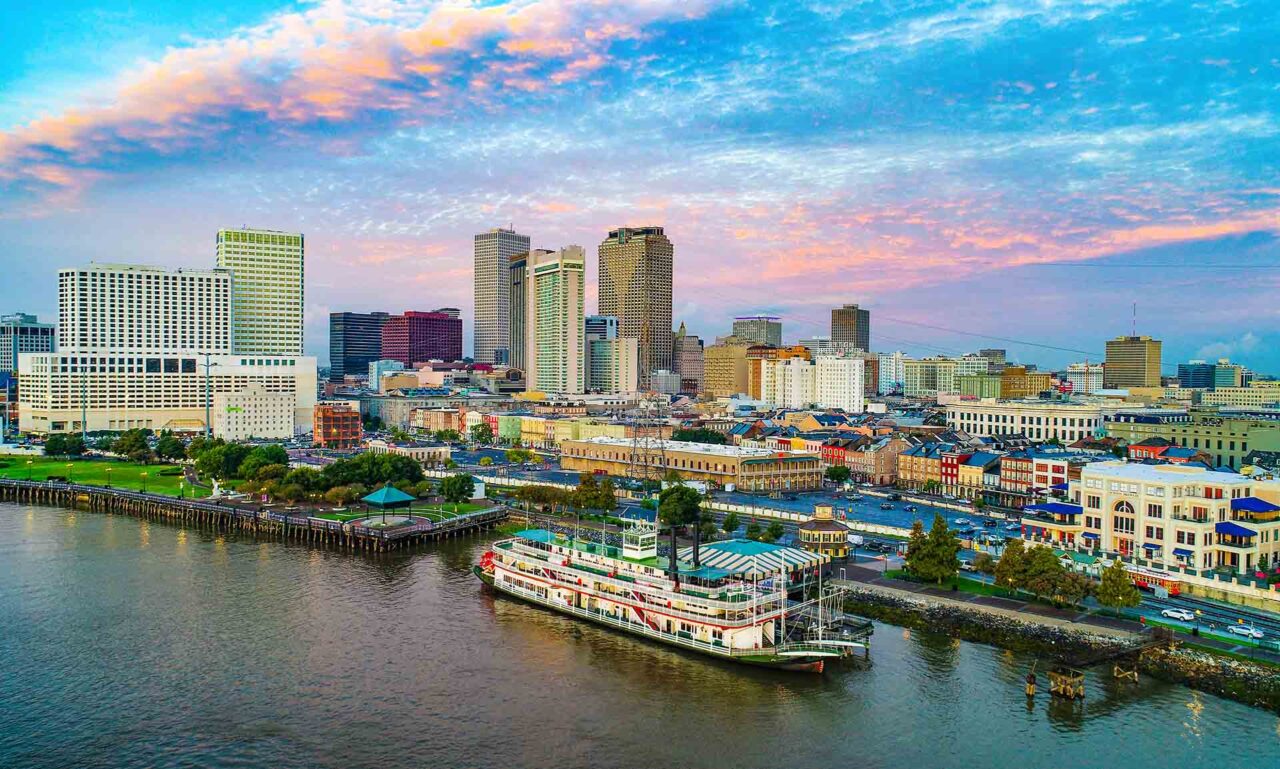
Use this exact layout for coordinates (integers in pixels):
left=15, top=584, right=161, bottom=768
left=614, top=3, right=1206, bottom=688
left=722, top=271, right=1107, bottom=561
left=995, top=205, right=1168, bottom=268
left=0, top=479, right=508, bottom=551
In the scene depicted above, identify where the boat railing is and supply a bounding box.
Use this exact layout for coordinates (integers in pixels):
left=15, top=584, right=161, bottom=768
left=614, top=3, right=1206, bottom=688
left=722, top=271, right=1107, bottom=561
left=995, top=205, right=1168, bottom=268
left=497, top=579, right=796, bottom=657
left=498, top=541, right=785, bottom=609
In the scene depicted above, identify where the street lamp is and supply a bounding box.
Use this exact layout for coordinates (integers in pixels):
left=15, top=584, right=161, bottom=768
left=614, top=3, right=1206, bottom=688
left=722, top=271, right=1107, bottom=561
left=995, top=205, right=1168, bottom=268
left=140, top=471, right=148, bottom=494
left=105, top=467, right=112, bottom=488
left=26, top=460, right=32, bottom=480
left=66, top=462, right=73, bottom=483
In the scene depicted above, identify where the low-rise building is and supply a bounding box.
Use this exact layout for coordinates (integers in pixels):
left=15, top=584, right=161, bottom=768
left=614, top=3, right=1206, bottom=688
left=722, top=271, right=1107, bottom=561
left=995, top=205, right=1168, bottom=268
left=410, top=407, right=464, bottom=435
left=560, top=436, right=824, bottom=491
left=314, top=403, right=363, bottom=449
left=365, top=438, right=451, bottom=464
left=212, top=384, right=296, bottom=440
left=798, top=504, right=848, bottom=559
left=1105, top=408, right=1280, bottom=470
left=945, top=399, right=1105, bottom=444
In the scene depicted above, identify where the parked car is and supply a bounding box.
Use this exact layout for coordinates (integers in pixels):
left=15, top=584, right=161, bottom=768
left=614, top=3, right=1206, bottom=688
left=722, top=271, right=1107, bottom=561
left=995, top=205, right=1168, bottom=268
left=959, top=560, right=976, bottom=572
left=1227, top=624, right=1265, bottom=639
left=1160, top=608, right=1195, bottom=622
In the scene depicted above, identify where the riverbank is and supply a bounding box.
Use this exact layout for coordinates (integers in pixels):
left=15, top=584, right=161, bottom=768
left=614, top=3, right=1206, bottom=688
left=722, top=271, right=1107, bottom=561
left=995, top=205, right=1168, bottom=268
left=838, top=580, right=1280, bottom=713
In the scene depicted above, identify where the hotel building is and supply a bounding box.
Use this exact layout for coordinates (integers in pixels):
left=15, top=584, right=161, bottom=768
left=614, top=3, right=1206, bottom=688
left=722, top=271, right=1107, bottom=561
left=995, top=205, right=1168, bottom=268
left=473, top=228, right=531, bottom=365
left=216, top=228, right=304, bottom=355
left=945, top=399, right=1106, bottom=443
left=524, top=247, right=586, bottom=394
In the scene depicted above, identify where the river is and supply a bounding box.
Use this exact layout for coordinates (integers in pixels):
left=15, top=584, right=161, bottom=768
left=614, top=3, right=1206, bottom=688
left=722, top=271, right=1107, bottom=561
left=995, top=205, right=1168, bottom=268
left=1, top=503, right=1277, bottom=769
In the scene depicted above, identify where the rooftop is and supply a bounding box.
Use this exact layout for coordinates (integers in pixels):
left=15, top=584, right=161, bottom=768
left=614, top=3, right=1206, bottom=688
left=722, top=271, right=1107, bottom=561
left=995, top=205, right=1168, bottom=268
left=567, top=435, right=815, bottom=458
left=1079, top=461, right=1253, bottom=485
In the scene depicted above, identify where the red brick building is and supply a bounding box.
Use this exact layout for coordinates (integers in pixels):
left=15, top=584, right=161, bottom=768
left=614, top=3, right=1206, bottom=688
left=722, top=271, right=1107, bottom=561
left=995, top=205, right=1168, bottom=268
left=381, top=311, right=462, bottom=366
left=314, top=404, right=363, bottom=450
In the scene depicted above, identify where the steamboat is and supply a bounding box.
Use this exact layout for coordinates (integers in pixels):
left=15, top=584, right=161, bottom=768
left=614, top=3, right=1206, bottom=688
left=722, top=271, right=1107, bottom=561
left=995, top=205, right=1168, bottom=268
left=474, top=521, right=871, bottom=672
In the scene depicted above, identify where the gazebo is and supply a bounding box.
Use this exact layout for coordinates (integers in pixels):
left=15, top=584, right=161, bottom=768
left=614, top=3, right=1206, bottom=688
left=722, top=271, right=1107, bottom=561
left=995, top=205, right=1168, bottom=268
left=362, top=485, right=415, bottom=525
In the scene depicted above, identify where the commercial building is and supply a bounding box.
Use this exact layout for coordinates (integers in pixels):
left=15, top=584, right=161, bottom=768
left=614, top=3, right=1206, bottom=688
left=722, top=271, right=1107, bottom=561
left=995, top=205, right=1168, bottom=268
left=732, top=315, right=782, bottom=347
left=1202, top=381, right=1280, bottom=409
left=747, top=344, right=810, bottom=400
left=945, top=399, right=1106, bottom=443
left=0, top=312, right=55, bottom=375
left=215, top=228, right=304, bottom=355
left=877, top=351, right=905, bottom=394
left=560, top=436, right=824, bottom=491
left=1065, top=362, right=1104, bottom=394
left=903, top=357, right=957, bottom=398
left=798, top=504, right=849, bottom=559
left=831, top=304, right=870, bottom=351
left=524, top=246, right=586, bottom=394
left=1023, top=461, right=1280, bottom=575
left=366, top=438, right=451, bottom=464
left=1104, top=335, right=1162, bottom=389
left=649, top=369, right=681, bottom=395
left=313, top=403, right=363, bottom=449
left=1000, top=366, right=1053, bottom=399
left=759, top=354, right=865, bottom=412
left=368, top=359, right=406, bottom=387
left=703, top=336, right=751, bottom=398
left=473, top=228, right=531, bottom=365
left=671, top=322, right=704, bottom=394
left=213, top=384, right=296, bottom=440
left=328, top=311, right=389, bottom=382
left=587, top=337, right=639, bottom=394
left=1178, top=359, right=1244, bottom=391
left=1104, top=408, right=1280, bottom=470
left=957, top=372, right=1002, bottom=399
left=978, top=349, right=1007, bottom=370
left=598, top=227, right=673, bottom=388
left=381, top=311, right=463, bottom=366
left=585, top=315, right=617, bottom=341
left=799, top=336, right=835, bottom=356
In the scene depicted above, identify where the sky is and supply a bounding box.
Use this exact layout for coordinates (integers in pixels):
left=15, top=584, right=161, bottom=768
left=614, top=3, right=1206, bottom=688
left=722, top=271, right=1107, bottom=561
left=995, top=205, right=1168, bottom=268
left=1, top=0, right=1277, bottom=373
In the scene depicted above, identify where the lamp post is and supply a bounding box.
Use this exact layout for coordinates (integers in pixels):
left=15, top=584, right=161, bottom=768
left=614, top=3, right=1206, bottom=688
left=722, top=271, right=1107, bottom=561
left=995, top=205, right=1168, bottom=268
left=66, top=462, right=73, bottom=483
left=26, top=460, right=32, bottom=481
left=140, top=471, right=148, bottom=494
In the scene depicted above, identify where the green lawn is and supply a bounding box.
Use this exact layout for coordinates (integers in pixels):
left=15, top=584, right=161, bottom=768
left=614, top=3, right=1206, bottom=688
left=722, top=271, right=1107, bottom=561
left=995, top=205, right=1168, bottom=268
left=412, top=502, right=488, bottom=521
left=0, top=457, right=206, bottom=498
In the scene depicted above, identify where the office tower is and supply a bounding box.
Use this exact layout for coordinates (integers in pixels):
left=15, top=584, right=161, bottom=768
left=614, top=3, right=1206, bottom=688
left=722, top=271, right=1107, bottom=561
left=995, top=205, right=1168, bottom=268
left=746, top=344, right=810, bottom=399
left=877, top=351, right=906, bottom=394
left=328, top=312, right=389, bottom=382
left=978, top=348, right=1007, bottom=370
left=703, top=336, right=751, bottom=399
left=586, top=315, right=619, bottom=341
left=508, top=248, right=551, bottom=372
left=649, top=369, right=681, bottom=395
left=0, top=313, right=55, bottom=375
left=731, top=315, right=782, bottom=347
left=831, top=303, right=870, bottom=351
left=671, top=322, right=704, bottom=394
left=1104, top=335, right=1162, bottom=389
left=1178, top=359, right=1243, bottom=391
left=598, top=226, right=673, bottom=387
left=588, top=338, right=639, bottom=393
left=20, top=264, right=315, bottom=435
left=473, top=227, right=531, bottom=365
left=381, top=311, right=463, bottom=366
left=215, top=228, right=304, bottom=355
left=799, top=335, right=834, bottom=356
left=525, top=247, right=586, bottom=393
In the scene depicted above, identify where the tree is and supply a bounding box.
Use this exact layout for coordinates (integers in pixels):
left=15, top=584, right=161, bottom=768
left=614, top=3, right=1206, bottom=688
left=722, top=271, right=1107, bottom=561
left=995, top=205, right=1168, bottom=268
left=440, top=473, right=476, bottom=508
left=670, top=427, right=727, bottom=445
left=993, top=538, right=1026, bottom=590
left=479, top=456, right=493, bottom=466
left=658, top=484, right=702, bottom=574
left=762, top=521, right=785, bottom=543
left=389, top=427, right=411, bottom=443
left=1020, top=546, right=1066, bottom=600
left=505, top=448, right=533, bottom=464
left=186, top=435, right=223, bottom=461
left=111, top=429, right=152, bottom=459
left=721, top=511, right=740, bottom=535
left=917, top=513, right=961, bottom=585
left=254, top=463, right=288, bottom=482
left=324, top=485, right=359, bottom=505
left=921, top=479, right=941, bottom=495
left=745, top=522, right=762, bottom=540
left=277, top=483, right=307, bottom=504
left=470, top=423, right=494, bottom=444
left=971, top=497, right=986, bottom=512
left=825, top=465, right=851, bottom=485
left=973, top=551, right=997, bottom=575
left=44, top=434, right=86, bottom=457
left=155, top=432, right=186, bottom=462
left=1096, top=558, right=1141, bottom=609
left=699, top=519, right=718, bottom=544
left=904, top=520, right=928, bottom=577
left=1055, top=571, right=1094, bottom=608
left=435, top=429, right=461, bottom=443
left=195, top=443, right=252, bottom=480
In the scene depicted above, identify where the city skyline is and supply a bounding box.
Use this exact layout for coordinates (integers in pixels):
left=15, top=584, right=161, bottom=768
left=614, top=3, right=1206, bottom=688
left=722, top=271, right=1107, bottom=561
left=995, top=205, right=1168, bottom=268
left=1, top=1, right=1277, bottom=370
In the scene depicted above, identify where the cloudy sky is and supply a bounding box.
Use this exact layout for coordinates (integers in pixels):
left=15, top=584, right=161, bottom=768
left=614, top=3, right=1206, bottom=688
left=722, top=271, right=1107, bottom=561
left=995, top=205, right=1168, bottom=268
left=1, top=0, right=1277, bottom=372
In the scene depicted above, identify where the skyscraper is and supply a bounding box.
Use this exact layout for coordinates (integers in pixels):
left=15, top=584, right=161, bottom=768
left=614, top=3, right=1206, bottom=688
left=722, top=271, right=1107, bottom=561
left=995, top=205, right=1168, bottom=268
left=215, top=228, right=305, bottom=355
left=831, top=303, right=870, bottom=351
left=671, top=322, right=704, bottom=394
left=474, top=227, right=531, bottom=365
left=598, top=226, right=673, bottom=387
left=328, top=312, right=389, bottom=382
left=732, top=315, right=782, bottom=347
left=381, top=311, right=463, bottom=366
left=1104, top=335, right=1162, bottom=389
left=525, top=247, right=586, bottom=393
left=0, top=313, right=55, bottom=376
left=509, top=248, right=550, bottom=373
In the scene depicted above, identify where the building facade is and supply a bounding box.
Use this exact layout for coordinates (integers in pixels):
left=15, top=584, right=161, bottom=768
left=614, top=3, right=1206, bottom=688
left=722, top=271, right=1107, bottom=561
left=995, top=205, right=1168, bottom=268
left=313, top=403, right=363, bottom=449
left=671, top=322, right=704, bottom=394
left=473, top=228, right=531, bottom=365
left=560, top=436, right=824, bottom=491
left=587, top=337, right=639, bottom=393
left=1065, top=362, right=1104, bottom=394
left=524, top=246, right=586, bottom=394
left=731, top=315, right=782, bottom=347
left=215, top=228, right=304, bottom=355
left=1000, top=366, right=1053, bottom=399
left=381, top=311, right=463, bottom=366
left=831, top=304, right=870, bottom=351
left=597, top=227, right=673, bottom=387
left=703, top=336, right=750, bottom=398
left=213, top=384, right=296, bottom=440
left=945, top=399, right=1105, bottom=443
left=1104, top=335, right=1162, bottom=389
left=0, top=312, right=55, bottom=375
left=1104, top=408, right=1280, bottom=470
left=328, top=311, right=389, bottom=382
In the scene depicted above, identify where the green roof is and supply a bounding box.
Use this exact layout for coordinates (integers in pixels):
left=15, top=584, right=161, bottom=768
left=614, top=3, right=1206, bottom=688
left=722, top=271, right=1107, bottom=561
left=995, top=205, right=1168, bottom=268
left=362, top=485, right=416, bottom=507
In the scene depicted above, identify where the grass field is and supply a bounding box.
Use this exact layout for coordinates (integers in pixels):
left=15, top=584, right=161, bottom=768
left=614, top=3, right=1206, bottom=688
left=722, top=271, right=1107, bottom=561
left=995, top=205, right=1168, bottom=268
left=0, top=457, right=206, bottom=497
left=312, top=502, right=489, bottom=523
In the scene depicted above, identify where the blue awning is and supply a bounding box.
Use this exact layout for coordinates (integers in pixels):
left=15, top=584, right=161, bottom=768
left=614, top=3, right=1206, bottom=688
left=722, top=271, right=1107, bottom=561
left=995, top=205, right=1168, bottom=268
left=1232, top=497, right=1280, bottom=514
left=1173, top=547, right=1194, bottom=557
left=1215, top=521, right=1257, bottom=537
left=1024, top=501, right=1083, bottom=516
left=1141, top=542, right=1160, bottom=550
left=1081, top=532, right=1100, bottom=540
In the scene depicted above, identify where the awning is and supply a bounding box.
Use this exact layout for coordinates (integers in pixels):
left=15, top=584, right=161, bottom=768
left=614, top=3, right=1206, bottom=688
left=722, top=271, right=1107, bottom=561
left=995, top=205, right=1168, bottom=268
left=1141, top=542, right=1161, bottom=551
left=1173, top=547, right=1194, bottom=557
left=1215, top=521, right=1257, bottom=537
left=1081, top=532, right=1100, bottom=540
left=677, top=539, right=828, bottom=578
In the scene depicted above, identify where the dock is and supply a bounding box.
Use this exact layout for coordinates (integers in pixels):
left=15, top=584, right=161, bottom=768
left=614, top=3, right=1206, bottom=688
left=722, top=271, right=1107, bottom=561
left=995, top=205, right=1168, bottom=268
left=0, top=479, right=508, bottom=551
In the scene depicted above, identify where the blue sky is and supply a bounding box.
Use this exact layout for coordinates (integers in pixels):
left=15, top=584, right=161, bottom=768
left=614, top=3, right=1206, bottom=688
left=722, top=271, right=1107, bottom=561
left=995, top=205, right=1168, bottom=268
left=1, top=0, right=1277, bottom=372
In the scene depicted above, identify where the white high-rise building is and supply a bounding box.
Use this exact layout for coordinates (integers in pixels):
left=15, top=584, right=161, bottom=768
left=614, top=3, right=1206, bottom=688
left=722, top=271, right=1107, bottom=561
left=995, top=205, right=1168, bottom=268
left=814, top=355, right=866, bottom=413
left=877, top=351, right=906, bottom=394
left=1065, top=362, right=1104, bottom=394
left=759, top=355, right=865, bottom=412
left=20, top=262, right=314, bottom=436
left=524, top=246, right=585, bottom=393
left=474, top=227, right=531, bottom=365
left=216, top=228, right=305, bottom=355
left=588, top=337, right=640, bottom=393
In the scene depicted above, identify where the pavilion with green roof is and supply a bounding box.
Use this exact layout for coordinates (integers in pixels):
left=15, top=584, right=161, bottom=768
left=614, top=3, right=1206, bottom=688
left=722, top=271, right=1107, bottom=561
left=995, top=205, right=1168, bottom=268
left=363, top=485, right=415, bottom=524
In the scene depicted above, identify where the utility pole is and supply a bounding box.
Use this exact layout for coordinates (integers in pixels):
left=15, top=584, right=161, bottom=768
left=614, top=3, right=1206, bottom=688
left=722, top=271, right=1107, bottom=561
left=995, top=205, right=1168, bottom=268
left=203, top=353, right=213, bottom=438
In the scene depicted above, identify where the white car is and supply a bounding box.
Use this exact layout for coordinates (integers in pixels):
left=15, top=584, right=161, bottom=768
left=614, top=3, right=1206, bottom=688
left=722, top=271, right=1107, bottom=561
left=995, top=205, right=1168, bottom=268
left=1160, top=608, right=1195, bottom=622
left=1227, top=625, right=1265, bottom=639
